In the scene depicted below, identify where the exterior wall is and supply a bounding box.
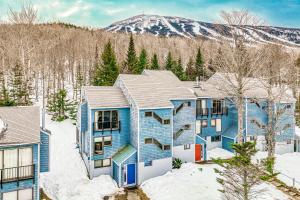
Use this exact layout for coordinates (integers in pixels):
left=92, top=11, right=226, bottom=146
left=172, top=100, right=196, bottom=146
left=0, top=144, right=39, bottom=200
left=222, top=136, right=235, bottom=152
left=40, top=130, right=50, bottom=172
left=121, top=152, right=137, bottom=186
left=90, top=107, right=130, bottom=178
left=138, top=157, right=172, bottom=184
left=173, top=145, right=195, bottom=162
left=139, top=109, right=172, bottom=163
left=112, top=162, right=120, bottom=186
left=205, top=136, right=222, bottom=150
left=195, top=135, right=207, bottom=160
left=78, top=102, right=88, bottom=133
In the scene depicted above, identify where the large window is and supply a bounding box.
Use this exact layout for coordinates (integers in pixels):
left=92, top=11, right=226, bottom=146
left=211, top=135, right=221, bottom=142
left=2, top=188, right=33, bottom=200
left=94, top=136, right=112, bottom=155
left=95, top=158, right=111, bottom=168
left=196, top=99, right=208, bottom=115
left=95, top=110, right=119, bottom=130
left=212, top=99, right=223, bottom=114
left=0, top=147, right=33, bottom=182
left=216, top=119, right=222, bottom=132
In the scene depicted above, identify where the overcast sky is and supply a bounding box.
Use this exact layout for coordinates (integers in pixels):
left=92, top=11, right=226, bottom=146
left=0, top=0, right=299, bottom=28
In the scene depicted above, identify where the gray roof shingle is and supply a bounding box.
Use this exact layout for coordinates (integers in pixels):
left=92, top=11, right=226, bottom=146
left=0, top=106, right=40, bottom=146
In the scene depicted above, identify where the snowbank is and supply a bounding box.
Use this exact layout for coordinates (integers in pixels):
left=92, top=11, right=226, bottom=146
left=295, top=126, right=300, bottom=137
left=207, top=148, right=234, bottom=160
left=41, top=115, right=119, bottom=200
left=0, top=118, right=6, bottom=133
left=141, top=163, right=289, bottom=200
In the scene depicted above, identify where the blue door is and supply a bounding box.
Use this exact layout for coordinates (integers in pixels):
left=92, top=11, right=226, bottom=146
left=127, top=164, right=136, bottom=185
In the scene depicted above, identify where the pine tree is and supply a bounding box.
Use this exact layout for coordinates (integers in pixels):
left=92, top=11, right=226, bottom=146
left=135, top=48, right=148, bottom=74
left=214, top=142, right=263, bottom=200
left=195, top=47, right=207, bottom=81
left=9, top=63, right=32, bottom=106
left=0, top=70, right=14, bottom=106
left=172, top=57, right=187, bottom=81
left=164, top=52, right=174, bottom=70
left=47, top=89, right=77, bottom=122
left=93, top=40, right=119, bottom=86
left=150, top=54, right=160, bottom=70
left=186, top=57, right=196, bottom=81
left=126, top=34, right=138, bottom=73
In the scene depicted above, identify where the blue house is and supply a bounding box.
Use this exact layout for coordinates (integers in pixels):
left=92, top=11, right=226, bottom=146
left=0, top=106, right=50, bottom=200
left=77, top=70, right=296, bottom=187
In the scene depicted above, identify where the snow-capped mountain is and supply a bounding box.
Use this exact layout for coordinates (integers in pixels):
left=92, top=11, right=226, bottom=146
left=105, top=14, right=300, bottom=47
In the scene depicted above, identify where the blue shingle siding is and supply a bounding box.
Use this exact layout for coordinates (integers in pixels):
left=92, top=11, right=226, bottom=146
left=80, top=102, right=88, bottom=132
left=91, top=108, right=130, bottom=161
left=139, top=109, right=172, bottom=163
left=121, top=152, right=137, bottom=186
left=0, top=144, right=39, bottom=200
left=246, top=99, right=268, bottom=136
left=40, top=130, right=50, bottom=172
left=112, top=162, right=120, bottom=186
left=222, top=136, right=235, bottom=152
left=172, top=100, right=196, bottom=146
left=275, top=103, right=295, bottom=142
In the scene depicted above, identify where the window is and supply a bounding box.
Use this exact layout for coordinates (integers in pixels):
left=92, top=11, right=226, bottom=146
left=94, top=136, right=112, bottom=155
left=95, top=110, right=119, bottom=130
left=212, top=99, right=223, bottom=114
left=247, top=136, right=256, bottom=141
left=2, top=188, right=33, bottom=200
left=196, top=120, right=201, bottom=134
left=201, top=120, right=208, bottom=127
left=196, top=99, right=208, bottom=116
left=163, top=145, right=171, bottom=150
left=287, top=139, right=292, bottom=144
left=184, top=102, right=191, bottom=107
left=211, top=135, right=221, bottom=142
left=145, top=138, right=153, bottom=144
left=285, top=104, right=291, bottom=109
left=163, top=119, right=171, bottom=124
left=145, top=112, right=153, bottom=117
left=184, top=144, right=191, bottom=150
left=184, top=124, right=191, bottom=130
left=216, top=119, right=222, bottom=132
left=144, top=160, right=152, bottom=167
left=211, top=119, right=216, bottom=127
left=95, top=158, right=111, bottom=168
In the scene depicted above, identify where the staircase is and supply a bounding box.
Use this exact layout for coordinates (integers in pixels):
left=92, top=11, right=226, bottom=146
left=174, top=102, right=191, bottom=115
left=173, top=124, right=191, bottom=140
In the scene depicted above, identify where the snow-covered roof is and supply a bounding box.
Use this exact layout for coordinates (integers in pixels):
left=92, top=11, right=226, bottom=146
left=0, top=106, right=40, bottom=146
left=116, top=70, right=196, bottom=109
left=83, top=86, right=129, bottom=109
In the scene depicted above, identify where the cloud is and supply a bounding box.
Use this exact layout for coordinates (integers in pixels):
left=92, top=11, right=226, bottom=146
left=57, top=1, right=91, bottom=18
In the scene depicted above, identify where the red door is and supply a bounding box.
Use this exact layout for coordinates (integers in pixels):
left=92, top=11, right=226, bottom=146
left=195, top=144, right=202, bottom=161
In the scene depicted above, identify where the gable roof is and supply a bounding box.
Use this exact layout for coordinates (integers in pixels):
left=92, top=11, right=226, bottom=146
left=117, top=70, right=196, bottom=109
left=0, top=106, right=40, bottom=146
left=83, top=86, right=129, bottom=109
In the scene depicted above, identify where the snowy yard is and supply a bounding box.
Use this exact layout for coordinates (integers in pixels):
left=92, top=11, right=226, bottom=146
left=141, top=163, right=289, bottom=200
left=40, top=115, right=119, bottom=200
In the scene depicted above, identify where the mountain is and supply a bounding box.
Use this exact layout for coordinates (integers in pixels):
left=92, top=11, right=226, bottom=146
left=105, top=14, right=300, bottom=47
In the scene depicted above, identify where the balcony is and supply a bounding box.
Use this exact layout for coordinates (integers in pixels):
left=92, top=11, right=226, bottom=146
left=196, top=108, right=209, bottom=117
left=1, top=165, right=35, bottom=187
left=93, top=121, right=121, bottom=133
left=210, top=107, right=228, bottom=116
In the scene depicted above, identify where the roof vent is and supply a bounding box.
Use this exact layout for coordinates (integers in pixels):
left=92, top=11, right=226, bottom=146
left=0, top=118, right=8, bottom=139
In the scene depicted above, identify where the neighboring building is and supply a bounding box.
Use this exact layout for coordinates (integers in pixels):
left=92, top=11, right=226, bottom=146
left=77, top=70, right=296, bottom=187
left=0, top=106, right=50, bottom=200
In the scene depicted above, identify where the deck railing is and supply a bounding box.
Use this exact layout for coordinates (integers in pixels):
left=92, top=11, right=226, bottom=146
left=0, top=164, right=35, bottom=187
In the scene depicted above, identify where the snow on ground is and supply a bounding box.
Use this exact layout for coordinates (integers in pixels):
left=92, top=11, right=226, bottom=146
left=141, top=163, right=289, bottom=200
left=254, top=151, right=300, bottom=189
left=207, top=148, right=234, bottom=160
left=295, top=126, right=300, bottom=137
left=40, top=115, right=119, bottom=200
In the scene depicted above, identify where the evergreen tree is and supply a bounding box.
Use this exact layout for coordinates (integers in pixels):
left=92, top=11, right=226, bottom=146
left=172, top=57, right=187, bottom=81
left=164, top=52, right=174, bottom=70
left=186, top=57, right=196, bottom=81
left=126, top=34, right=138, bottom=73
left=93, top=40, right=119, bottom=86
left=9, top=63, right=32, bottom=106
left=0, top=70, right=14, bottom=106
left=214, top=142, right=263, bottom=200
left=47, top=89, right=77, bottom=122
left=150, top=54, right=160, bottom=70
left=135, top=48, right=148, bottom=74
left=195, top=47, right=207, bottom=80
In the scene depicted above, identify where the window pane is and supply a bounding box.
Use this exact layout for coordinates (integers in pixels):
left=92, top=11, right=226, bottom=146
left=196, top=120, right=201, bottom=134
left=94, top=138, right=103, bottom=155
left=2, top=191, right=17, bottom=200
left=216, top=119, right=222, bottom=132
left=94, top=160, right=103, bottom=168
left=4, top=149, right=18, bottom=168
left=211, top=119, right=216, bottom=127
left=104, top=136, right=112, bottom=146
left=103, top=159, right=111, bottom=167
left=97, top=111, right=103, bottom=129
left=19, top=148, right=33, bottom=166
left=19, top=188, right=33, bottom=200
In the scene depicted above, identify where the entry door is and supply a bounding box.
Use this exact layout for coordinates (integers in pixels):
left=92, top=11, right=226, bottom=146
left=127, top=163, right=136, bottom=185
left=195, top=144, right=202, bottom=161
